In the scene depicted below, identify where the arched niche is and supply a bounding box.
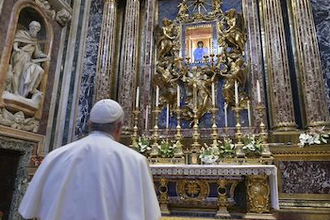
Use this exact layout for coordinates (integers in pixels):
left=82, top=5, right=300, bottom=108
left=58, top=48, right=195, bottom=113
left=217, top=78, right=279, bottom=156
left=0, top=0, right=53, bottom=123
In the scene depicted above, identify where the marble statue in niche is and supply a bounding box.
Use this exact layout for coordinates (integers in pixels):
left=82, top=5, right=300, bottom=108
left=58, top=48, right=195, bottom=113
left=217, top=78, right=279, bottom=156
left=1, top=18, right=50, bottom=132
left=6, top=21, right=49, bottom=100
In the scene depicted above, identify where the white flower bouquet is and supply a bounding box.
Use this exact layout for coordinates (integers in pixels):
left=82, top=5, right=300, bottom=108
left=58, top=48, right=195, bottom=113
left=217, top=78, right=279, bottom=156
left=199, top=144, right=219, bottom=164
left=299, top=126, right=329, bottom=147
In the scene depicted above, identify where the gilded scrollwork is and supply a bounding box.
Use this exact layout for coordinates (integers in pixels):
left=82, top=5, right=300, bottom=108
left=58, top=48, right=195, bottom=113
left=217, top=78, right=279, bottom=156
left=246, top=175, right=270, bottom=213
left=154, top=0, right=248, bottom=123
left=176, top=179, right=209, bottom=202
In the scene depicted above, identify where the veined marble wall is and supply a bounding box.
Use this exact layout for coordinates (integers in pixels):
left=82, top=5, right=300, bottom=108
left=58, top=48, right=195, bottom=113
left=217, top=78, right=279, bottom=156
left=310, top=0, right=330, bottom=111
left=75, top=0, right=103, bottom=136
left=279, top=161, right=330, bottom=194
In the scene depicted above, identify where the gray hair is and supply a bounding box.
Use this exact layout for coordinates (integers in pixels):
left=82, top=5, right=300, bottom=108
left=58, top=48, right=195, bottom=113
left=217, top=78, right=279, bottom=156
left=89, top=112, right=124, bottom=133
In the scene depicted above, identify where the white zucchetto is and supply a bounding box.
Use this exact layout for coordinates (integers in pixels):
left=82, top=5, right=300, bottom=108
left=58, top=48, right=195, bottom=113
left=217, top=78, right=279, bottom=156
left=90, top=99, right=124, bottom=124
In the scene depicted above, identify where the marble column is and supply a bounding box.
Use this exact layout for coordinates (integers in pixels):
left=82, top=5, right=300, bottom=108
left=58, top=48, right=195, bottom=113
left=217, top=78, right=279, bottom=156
left=0, top=0, right=3, bottom=16
left=260, top=0, right=297, bottom=130
left=242, top=0, right=267, bottom=129
left=118, top=0, right=140, bottom=130
left=94, top=0, right=117, bottom=101
left=290, top=0, right=330, bottom=128
left=140, top=0, right=156, bottom=131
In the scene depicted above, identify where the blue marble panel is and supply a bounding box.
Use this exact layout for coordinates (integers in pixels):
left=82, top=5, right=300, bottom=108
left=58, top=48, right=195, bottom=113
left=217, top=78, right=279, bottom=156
left=310, top=0, right=330, bottom=111
left=75, top=0, right=103, bottom=136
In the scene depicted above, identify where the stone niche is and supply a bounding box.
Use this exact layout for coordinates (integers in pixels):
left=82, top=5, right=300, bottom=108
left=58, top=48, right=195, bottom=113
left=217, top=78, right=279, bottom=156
left=0, top=0, right=68, bottom=136
left=0, top=135, right=34, bottom=220
left=1, top=2, right=53, bottom=121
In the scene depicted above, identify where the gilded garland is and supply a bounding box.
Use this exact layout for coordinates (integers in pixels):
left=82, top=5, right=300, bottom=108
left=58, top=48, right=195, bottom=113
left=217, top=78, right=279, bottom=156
left=154, top=0, right=248, bottom=124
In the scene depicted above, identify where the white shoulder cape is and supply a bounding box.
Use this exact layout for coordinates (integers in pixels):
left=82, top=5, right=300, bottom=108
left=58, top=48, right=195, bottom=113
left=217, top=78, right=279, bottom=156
left=19, top=132, right=161, bottom=220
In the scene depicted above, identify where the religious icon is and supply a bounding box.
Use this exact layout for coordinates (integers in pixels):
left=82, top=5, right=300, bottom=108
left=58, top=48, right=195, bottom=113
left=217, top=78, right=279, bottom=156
left=193, top=41, right=208, bottom=62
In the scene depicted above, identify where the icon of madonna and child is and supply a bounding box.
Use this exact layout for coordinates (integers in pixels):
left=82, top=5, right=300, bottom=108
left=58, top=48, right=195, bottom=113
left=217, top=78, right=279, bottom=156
left=193, top=41, right=209, bottom=62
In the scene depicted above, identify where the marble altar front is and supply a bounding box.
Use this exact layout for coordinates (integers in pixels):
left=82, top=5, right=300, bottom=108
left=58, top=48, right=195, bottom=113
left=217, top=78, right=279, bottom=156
left=151, top=164, right=279, bottom=219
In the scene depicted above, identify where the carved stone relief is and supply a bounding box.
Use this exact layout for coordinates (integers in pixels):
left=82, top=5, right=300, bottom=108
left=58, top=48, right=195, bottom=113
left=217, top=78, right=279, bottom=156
left=34, top=0, right=72, bottom=26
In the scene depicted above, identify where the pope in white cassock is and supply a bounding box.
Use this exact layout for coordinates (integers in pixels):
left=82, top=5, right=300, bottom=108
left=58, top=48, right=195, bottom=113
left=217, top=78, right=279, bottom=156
left=19, top=99, right=161, bottom=220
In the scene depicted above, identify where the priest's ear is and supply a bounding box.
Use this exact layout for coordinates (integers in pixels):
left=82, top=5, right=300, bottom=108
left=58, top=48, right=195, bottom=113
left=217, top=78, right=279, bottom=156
left=113, top=120, right=124, bottom=141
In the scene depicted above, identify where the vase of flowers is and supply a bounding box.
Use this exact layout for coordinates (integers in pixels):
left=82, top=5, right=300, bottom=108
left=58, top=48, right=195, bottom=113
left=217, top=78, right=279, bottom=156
left=133, top=135, right=151, bottom=156
left=242, top=134, right=263, bottom=157
left=218, top=138, right=236, bottom=158
left=158, top=140, right=176, bottom=158
left=299, top=126, right=330, bottom=147
left=199, top=144, right=219, bottom=164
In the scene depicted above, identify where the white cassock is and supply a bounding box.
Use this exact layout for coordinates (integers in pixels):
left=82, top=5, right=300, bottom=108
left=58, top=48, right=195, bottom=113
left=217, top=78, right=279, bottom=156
left=19, top=131, right=161, bottom=220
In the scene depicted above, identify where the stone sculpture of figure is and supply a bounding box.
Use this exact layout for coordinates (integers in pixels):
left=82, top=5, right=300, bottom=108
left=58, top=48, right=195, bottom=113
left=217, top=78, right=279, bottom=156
left=193, top=41, right=208, bottom=62
left=10, top=21, right=50, bottom=98
left=56, top=8, right=71, bottom=26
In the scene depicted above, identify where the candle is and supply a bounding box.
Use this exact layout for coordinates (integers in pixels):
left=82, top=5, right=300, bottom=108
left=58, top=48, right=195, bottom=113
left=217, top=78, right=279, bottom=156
left=247, top=100, right=251, bottom=127
left=211, top=82, right=215, bottom=106
left=156, top=86, right=159, bottom=107
left=235, top=81, right=239, bottom=105
left=166, top=103, right=169, bottom=129
left=135, top=86, right=139, bottom=108
left=145, top=105, right=149, bottom=130
left=177, top=85, right=180, bottom=107
left=257, top=80, right=261, bottom=103
left=224, top=102, right=228, bottom=127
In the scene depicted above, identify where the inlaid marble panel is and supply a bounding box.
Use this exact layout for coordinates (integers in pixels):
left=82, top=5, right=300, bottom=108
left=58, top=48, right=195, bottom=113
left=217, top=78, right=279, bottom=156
left=310, top=0, right=330, bottom=111
left=75, top=0, right=103, bottom=136
left=279, top=161, right=330, bottom=194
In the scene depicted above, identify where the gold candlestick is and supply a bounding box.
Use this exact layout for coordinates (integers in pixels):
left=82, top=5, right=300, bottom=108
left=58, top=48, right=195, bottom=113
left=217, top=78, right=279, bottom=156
left=174, top=108, right=184, bottom=157
left=130, top=109, right=140, bottom=148
left=191, top=107, right=201, bottom=164
left=256, top=104, right=271, bottom=158
left=233, top=105, right=245, bottom=158
left=211, top=106, right=219, bottom=148
left=150, top=107, right=161, bottom=157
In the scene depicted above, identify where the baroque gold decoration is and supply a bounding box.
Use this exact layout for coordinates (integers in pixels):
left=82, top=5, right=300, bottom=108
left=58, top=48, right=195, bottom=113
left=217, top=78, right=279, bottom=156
left=158, top=178, right=170, bottom=214
left=176, top=179, right=209, bottom=202
left=154, top=0, right=248, bottom=123
left=246, top=175, right=270, bottom=213
left=215, top=179, right=230, bottom=218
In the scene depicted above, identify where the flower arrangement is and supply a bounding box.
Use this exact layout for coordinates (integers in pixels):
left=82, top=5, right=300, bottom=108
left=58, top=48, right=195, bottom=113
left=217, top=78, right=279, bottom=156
left=158, top=140, right=177, bottom=158
left=133, top=135, right=151, bottom=155
left=199, top=143, right=219, bottom=164
left=299, top=126, right=330, bottom=147
left=242, top=134, right=263, bottom=156
left=218, top=138, right=236, bottom=158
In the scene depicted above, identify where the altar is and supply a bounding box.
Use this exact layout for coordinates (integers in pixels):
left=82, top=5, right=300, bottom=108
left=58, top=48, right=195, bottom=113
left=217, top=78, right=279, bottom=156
left=151, top=164, right=279, bottom=219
